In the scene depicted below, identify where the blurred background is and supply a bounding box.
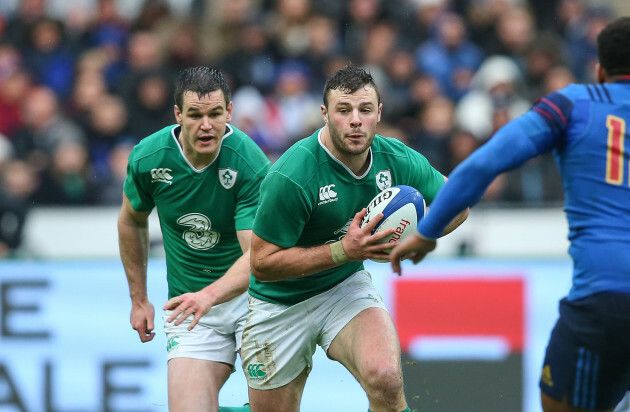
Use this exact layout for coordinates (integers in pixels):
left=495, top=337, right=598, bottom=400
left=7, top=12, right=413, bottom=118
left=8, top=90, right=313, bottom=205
left=0, top=0, right=629, bottom=411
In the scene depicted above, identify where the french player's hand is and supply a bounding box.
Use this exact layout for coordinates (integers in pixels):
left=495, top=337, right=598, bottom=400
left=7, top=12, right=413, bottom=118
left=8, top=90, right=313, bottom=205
left=343, top=208, right=396, bottom=262
left=130, top=299, right=156, bottom=343
left=389, top=231, right=437, bottom=276
left=164, top=291, right=216, bottom=331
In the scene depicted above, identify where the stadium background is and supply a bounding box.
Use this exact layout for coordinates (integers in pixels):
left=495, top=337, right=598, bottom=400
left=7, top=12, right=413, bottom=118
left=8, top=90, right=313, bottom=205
left=1, top=0, right=629, bottom=411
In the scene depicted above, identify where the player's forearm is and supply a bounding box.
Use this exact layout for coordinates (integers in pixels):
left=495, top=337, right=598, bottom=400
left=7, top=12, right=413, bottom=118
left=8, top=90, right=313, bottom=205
left=251, top=243, right=339, bottom=281
left=118, top=218, right=150, bottom=302
left=439, top=208, right=469, bottom=237
left=199, top=250, right=251, bottom=305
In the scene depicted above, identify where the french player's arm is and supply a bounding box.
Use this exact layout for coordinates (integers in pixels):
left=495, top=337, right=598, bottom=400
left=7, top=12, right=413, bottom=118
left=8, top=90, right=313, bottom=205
left=118, top=192, right=155, bottom=342
left=391, top=101, right=567, bottom=274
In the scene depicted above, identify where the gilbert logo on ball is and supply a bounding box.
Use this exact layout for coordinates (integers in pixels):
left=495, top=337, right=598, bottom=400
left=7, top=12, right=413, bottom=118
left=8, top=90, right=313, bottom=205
left=360, top=185, right=426, bottom=262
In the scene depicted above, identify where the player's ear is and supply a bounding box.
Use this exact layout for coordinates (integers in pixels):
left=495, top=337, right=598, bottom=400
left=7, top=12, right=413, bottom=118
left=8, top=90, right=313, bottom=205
left=595, top=63, right=607, bottom=84
left=174, top=105, right=183, bottom=125
left=321, top=104, right=328, bottom=123
left=226, top=101, right=233, bottom=123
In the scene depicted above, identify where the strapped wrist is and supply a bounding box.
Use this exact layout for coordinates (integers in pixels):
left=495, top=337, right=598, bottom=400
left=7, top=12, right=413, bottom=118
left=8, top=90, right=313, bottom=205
left=330, top=240, right=350, bottom=265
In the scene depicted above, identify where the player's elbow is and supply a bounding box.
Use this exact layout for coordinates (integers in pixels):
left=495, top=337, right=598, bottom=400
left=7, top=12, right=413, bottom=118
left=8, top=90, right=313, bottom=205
left=250, top=256, right=274, bottom=282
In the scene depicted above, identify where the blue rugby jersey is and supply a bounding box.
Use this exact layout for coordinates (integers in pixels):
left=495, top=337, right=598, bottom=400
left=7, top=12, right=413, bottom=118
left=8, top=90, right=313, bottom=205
left=417, top=77, right=630, bottom=300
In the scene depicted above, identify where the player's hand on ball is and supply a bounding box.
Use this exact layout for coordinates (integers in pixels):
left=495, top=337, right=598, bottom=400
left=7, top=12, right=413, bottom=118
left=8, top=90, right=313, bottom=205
left=164, top=291, right=216, bottom=331
left=343, top=208, right=396, bottom=262
left=389, top=231, right=437, bottom=276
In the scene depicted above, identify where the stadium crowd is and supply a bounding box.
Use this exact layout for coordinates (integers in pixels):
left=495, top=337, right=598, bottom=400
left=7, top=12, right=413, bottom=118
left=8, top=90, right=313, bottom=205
left=0, top=0, right=625, bottom=252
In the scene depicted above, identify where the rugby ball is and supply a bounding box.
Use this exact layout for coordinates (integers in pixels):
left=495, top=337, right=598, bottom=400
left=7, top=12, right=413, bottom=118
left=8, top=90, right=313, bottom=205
left=360, top=185, right=426, bottom=262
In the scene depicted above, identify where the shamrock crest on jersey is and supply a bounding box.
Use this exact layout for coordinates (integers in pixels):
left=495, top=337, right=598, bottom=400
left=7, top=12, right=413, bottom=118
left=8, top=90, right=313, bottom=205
left=376, top=170, right=392, bottom=191
left=219, top=168, right=238, bottom=189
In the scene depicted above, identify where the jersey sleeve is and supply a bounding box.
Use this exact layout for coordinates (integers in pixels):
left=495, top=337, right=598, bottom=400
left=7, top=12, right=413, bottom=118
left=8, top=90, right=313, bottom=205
left=404, top=146, right=447, bottom=204
left=122, top=150, right=155, bottom=212
left=529, top=90, right=574, bottom=150
left=234, top=157, right=271, bottom=231
left=253, top=171, right=312, bottom=248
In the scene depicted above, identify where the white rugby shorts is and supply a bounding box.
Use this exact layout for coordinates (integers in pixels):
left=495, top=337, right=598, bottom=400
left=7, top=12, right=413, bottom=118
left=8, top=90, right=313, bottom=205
left=163, top=292, right=248, bottom=367
left=240, top=270, right=388, bottom=390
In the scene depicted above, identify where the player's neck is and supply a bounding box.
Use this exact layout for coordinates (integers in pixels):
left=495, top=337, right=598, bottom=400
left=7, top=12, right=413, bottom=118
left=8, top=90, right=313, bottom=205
left=321, top=127, right=371, bottom=175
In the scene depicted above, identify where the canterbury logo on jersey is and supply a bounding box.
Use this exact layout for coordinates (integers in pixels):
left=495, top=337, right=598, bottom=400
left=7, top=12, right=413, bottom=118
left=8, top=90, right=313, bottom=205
left=318, top=184, right=338, bottom=205
left=151, top=168, right=173, bottom=185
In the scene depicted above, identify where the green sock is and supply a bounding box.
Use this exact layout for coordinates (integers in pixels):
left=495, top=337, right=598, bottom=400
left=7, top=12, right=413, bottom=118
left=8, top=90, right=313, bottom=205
left=368, top=409, right=410, bottom=412
left=219, top=405, right=250, bottom=412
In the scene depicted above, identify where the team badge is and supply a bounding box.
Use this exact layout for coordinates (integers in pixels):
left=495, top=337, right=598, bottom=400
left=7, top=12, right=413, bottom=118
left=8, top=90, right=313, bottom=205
left=376, top=170, right=392, bottom=191
left=219, top=168, right=238, bottom=189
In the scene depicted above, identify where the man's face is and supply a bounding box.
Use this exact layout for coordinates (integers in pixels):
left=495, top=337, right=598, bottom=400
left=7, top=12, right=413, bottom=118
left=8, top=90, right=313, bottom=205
left=322, top=85, right=382, bottom=157
left=174, top=90, right=232, bottom=166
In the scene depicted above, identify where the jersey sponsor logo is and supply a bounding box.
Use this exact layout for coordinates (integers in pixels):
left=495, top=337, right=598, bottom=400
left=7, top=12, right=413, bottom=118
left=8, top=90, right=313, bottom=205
left=151, top=168, right=173, bottom=185
left=219, top=168, right=238, bottom=189
left=177, top=213, right=220, bottom=250
left=246, top=363, right=267, bottom=381
left=318, top=184, right=338, bottom=205
left=376, top=170, right=392, bottom=191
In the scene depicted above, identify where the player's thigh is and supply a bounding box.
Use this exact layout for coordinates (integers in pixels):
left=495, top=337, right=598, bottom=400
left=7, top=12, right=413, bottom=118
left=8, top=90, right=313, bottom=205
left=168, top=357, right=232, bottom=412
left=321, top=271, right=401, bottom=382
left=327, top=306, right=402, bottom=382
left=248, top=368, right=309, bottom=412
left=540, top=293, right=630, bottom=411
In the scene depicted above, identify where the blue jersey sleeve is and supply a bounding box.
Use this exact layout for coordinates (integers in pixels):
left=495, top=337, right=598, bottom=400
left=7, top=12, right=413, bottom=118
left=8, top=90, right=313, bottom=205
left=417, top=109, right=562, bottom=238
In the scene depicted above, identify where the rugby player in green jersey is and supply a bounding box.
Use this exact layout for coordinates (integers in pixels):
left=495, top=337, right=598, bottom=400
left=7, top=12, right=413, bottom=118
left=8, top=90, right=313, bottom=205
left=118, top=67, right=269, bottom=412
left=241, top=65, right=468, bottom=412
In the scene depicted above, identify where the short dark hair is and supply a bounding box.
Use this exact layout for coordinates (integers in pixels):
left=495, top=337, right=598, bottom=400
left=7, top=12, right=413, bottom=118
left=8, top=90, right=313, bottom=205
left=597, top=17, right=630, bottom=76
left=323, top=64, right=380, bottom=108
left=174, top=66, right=231, bottom=109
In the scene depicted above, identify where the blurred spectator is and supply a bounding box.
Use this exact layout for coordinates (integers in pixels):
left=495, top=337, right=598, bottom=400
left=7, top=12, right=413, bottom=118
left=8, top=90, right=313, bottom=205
left=12, top=86, right=85, bottom=172
left=96, top=140, right=134, bottom=205
left=415, top=12, right=484, bottom=101
left=564, top=5, right=612, bottom=82
left=381, top=49, right=418, bottom=123
left=84, top=94, right=132, bottom=180
left=33, top=140, right=97, bottom=205
left=268, top=0, right=312, bottom=58
left=490, top=6, right=536, bottom=73
left=0, top=71, right=32, bottom=138
left=266, top=61, right=321, bottom=146
left=302, top=14, right=342, bottom=92
left=22, top=17, right=76, bottom=97
left=2, top=0, right=47, bottom=50
left=455, top=55, right=530, bottom=141
left=0, top=158, right=38, bottom=256
left=164, top=21, right=202, bottom=71
left=543, top=65, right=575, bottom=94
left=231, top=85, right=286, bottom=161
left=219, top=20, right=277, bottom=94
left=116, top=30, right=168, bottom=102
left=341, top=0, right=383, bottom=61
left=124, top=69, right=173, bottom=140
left=409, top=96, right=456, bottom=173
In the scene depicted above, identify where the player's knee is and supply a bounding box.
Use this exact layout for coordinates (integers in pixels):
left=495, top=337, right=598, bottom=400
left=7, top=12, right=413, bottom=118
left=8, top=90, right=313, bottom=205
left=362, top=362, right=403, bottom=402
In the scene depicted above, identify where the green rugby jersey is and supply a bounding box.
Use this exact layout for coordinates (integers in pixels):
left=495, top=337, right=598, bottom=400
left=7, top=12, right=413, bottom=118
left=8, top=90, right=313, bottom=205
left=250, top=128, right=445, bottom=305
left=124, top=124, right=270, bottom=299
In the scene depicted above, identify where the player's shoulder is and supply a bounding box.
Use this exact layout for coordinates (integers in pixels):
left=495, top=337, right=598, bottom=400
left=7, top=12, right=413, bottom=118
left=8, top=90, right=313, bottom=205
left=372, top=134, right=410, bottom=154
left=552, top=83, right=601, bottom=103
left=220, top=125, right=270, bottom=169
left=129, top=125, right=179, bottom=162
left=266, top=130, right=322, bottom=183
